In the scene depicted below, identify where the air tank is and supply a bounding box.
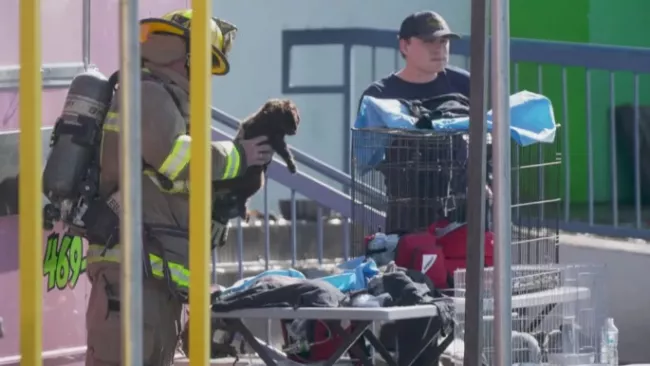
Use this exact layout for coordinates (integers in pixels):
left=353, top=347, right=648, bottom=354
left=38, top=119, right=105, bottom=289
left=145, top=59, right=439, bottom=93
left=42, top=69, right=114, bottom=225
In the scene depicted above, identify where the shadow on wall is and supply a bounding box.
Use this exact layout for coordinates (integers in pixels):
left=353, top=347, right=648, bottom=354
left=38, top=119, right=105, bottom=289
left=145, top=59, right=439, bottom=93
left=0, top=175, right=18, bottom=216
left=0, top=129, right=52, bottom=275
left=0, top=93, right=18, bottom=129
left=0, top=129, right=21, bottom=218
left=0, top=129, right=52, bottom=219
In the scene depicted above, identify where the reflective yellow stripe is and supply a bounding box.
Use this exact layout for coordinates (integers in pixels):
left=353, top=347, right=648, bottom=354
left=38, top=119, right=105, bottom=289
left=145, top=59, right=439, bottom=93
left=144, top=170, right=189, bottom=194
left=104, top=112, right=189, bottom=194
left=87, top=244, right=189, bottom=289
left=159, top=135, right=191, bottom=180
left=105, top=111, right=190, bottom=181
left=103, top=124, right=119, bottom=132
left=221, top=141, right=241, bottom=179
left=104, top=112, right=119, bottom=132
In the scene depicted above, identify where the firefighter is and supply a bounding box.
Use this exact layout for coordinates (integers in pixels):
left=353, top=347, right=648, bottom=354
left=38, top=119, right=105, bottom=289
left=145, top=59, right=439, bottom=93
left=84, top=10, right=273, bottom=365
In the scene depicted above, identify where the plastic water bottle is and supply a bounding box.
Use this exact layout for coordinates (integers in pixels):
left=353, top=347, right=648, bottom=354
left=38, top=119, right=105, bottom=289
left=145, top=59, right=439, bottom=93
left=600, top=318, right=619, bottom=365
left=561, top=316, right=577, bottom=354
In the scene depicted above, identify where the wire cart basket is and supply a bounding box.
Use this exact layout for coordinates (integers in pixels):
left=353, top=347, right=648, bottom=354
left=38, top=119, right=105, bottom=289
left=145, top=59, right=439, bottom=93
left=350, top=127, right=562, bottom=266
left=452, top=264, right=607, bottom=365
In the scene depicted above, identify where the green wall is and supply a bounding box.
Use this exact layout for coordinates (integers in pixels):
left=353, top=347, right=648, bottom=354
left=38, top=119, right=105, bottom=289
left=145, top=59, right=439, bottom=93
left=588, top=0, right=650, bottom=204
left=510, top=0, right=589, bottom=205
left=511, top=0, right=650, bottom=205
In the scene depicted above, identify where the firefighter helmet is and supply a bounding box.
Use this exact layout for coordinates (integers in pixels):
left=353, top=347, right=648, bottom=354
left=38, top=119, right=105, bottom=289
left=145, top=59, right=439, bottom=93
left=139, top=9, right=237, bottom=75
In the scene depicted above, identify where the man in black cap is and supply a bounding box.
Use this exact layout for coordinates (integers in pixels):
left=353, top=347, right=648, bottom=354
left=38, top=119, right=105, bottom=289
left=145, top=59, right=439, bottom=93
left=360, top=11, right=469, bottom=101
left=357, top=14, right=472, bottom=366
left=357, top=11, right=472, bottom=233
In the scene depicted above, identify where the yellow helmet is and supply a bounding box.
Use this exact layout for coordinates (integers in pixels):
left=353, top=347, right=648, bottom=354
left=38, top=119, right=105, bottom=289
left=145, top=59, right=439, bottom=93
left=139, top=9, right=237, bottom=75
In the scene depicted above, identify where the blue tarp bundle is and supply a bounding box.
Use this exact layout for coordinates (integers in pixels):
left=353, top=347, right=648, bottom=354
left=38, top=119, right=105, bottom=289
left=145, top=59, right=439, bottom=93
left=353, top=90, right=558, bottom=173
left=220, top=257, right=379, bottom=296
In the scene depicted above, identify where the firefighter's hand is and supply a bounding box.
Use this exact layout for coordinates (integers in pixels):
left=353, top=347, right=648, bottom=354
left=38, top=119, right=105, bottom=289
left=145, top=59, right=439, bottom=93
left=239, top=136, right=274, bottom=167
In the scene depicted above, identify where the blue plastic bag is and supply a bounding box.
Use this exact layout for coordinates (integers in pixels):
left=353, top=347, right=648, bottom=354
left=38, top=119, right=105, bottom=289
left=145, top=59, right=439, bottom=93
left=353, top=90, right=558, bottom=173
left=319, top=257, right=379, bottom=292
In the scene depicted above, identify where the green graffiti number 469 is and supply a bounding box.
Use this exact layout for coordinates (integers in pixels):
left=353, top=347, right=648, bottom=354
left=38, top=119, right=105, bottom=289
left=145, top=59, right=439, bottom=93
left=43, top=233, right=87, bottom=291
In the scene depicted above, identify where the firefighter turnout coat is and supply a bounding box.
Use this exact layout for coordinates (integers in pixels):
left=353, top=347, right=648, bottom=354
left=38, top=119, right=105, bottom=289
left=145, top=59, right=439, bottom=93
left=89, top=60, right=246, bottom=292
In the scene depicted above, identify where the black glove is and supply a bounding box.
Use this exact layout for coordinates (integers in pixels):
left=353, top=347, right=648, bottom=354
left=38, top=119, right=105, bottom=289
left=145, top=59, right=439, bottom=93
left=210, top=193, right=244, bottom=247
left=212, top=193, right=245, bottom=221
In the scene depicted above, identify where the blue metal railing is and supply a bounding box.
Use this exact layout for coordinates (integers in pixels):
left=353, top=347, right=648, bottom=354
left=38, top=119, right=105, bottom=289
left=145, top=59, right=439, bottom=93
left=209, top=119, right=357, bottom=280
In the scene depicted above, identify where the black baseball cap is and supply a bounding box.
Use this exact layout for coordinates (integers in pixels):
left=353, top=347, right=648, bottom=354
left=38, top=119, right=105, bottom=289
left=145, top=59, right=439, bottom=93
left=398, top=11, right=460, bottom=40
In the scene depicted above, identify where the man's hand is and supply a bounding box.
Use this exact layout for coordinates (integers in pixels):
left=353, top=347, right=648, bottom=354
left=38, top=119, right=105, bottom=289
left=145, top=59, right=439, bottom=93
left=239, top=136, right=273, bottom=167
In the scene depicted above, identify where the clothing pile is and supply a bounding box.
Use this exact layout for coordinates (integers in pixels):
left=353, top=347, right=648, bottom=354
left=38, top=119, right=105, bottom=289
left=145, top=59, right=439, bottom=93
left=198, top=259, right=454, bottom=366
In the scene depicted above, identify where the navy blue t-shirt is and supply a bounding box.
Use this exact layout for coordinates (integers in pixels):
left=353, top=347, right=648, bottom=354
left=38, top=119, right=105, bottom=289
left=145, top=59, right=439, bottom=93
left=357, top=65, right=471, bottom=231
left=359, top=65, right=470, bottom=107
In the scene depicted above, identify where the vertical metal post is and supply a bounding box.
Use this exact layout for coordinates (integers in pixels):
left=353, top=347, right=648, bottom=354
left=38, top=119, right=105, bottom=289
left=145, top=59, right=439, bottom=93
left=491, top=0, right=513, bottom=363
left=82, top=0, right=91, bottom=68
left=188, top=1, right=212, bottom=365
left=118, top=0, right=143, bottom=364
left=463, top=0, right=489, bottom=364
left=343, top=44, right=354, bottom=175
left=633, top=75, right=642, bottom=229
left=19, top=0, right=43, bottom=363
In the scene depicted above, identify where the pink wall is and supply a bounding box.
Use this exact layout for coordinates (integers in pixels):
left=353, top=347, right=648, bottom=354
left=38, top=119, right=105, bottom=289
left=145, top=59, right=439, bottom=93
left=0, top=0, right=188, bottom=362
left=90, top=0, right=190, bottom=73
left=0, top=221, right=90, bottom=364
left=0, top=0, right=84, bottom=66
left=0, top=0, right=190, bottom=133
left=0, top=90, right=67, bottom=131
left=0, top=0, right=85, bottom=132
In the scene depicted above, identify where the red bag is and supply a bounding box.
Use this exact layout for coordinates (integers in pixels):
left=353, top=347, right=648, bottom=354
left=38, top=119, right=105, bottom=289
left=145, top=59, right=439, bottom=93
left=280, top=320, right=367, bottom=364
left=394, top=231, right=450, bottom=289
left=430, top=221, right=494, bottom=277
